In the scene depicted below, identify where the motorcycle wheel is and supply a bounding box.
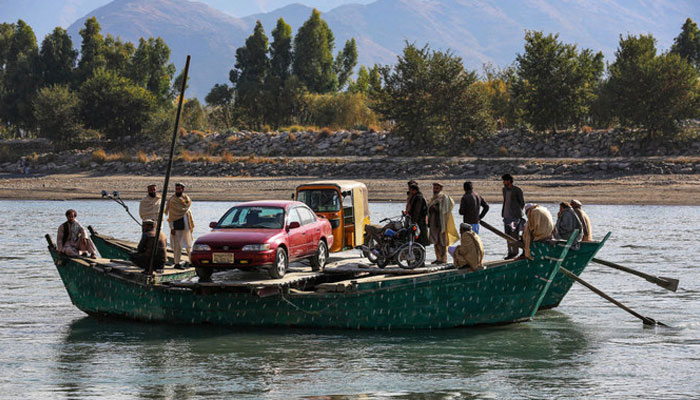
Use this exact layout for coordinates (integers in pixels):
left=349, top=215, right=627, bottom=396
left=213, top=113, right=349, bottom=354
left=362, top=235, right=379, bottom=264
left=376, top=256, right=389, bottom=269
left=397, top=243, right=426, bottom=269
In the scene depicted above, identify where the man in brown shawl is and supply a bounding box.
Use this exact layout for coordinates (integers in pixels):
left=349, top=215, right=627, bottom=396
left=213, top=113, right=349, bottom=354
left=522, top=203, right=554, bottom=260
left=449, top=223, right=484, bottom=271
left=57, top=209, right=98, bottom=258
left=570, top=199, right=592, bottom=241
left=139, top=184, right=162, bottom=222
left=165, top=183, right=195, bottom=266
left=129, top=219, right=168, bottom=271
left=427, top=183, right=458, bottom=264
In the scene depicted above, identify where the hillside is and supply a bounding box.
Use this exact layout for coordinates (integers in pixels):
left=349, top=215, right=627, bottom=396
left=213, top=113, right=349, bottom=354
left=66, top=0, right=698, bottom=99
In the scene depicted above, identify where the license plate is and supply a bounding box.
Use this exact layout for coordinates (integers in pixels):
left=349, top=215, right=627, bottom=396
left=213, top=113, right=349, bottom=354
left=213, top=253, right=234, bottom=264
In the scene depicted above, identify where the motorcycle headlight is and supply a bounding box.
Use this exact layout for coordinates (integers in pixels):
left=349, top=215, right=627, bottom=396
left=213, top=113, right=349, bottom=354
left=192, top=243, right=211, bottom=252
left=242, top=244, right=271, bottom=251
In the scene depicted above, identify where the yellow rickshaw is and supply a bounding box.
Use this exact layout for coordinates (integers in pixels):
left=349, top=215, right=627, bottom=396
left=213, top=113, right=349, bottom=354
left=295, top=180, right=370, bottom=253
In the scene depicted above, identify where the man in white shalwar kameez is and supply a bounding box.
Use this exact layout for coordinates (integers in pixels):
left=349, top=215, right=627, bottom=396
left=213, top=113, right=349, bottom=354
left=165, top=183, right=194, bottom=266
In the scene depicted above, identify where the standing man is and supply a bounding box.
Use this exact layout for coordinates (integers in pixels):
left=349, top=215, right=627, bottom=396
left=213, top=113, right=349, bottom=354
left=406, top=183, right=429, bottom=246
left=165, top=183, right=195, bottom=267
left=501, top=174, right=525, bottom=259
left=405, top=179, right=417, bottom=214
left=427, top=182, right=458, bottom=264
left=129, top=219, right=167, bottom=271
left=570, top=199, right=592, bottom=241
left=139, top=184, right=162, bottom=222
left=458, top=181, right=489, bottom=234
left=57, top=209, right=98, bottom=258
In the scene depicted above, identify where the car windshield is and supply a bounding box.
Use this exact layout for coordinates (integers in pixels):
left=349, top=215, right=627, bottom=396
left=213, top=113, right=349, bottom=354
left=297, top=189, right=340, bottom=212
left=216, top=206, right=285, bottom=229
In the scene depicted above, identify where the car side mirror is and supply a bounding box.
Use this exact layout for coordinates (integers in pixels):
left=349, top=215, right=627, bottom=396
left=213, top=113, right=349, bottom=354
left=291, top=193, right=295, bottom=200
left=287, top=221, right=301, bottom=230
left=209, top=221, right=217, bottom=229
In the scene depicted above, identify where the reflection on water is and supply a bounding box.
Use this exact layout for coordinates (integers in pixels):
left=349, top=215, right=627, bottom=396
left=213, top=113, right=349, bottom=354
left=1, top=200, right=699, bottom=399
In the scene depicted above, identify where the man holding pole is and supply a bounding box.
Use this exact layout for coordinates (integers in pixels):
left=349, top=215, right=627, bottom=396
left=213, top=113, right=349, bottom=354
left=165, top=183, right=194, bottom=267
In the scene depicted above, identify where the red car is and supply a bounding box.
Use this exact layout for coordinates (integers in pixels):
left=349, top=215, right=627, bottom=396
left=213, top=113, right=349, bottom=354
left=190, top=200, right=334, bottom=280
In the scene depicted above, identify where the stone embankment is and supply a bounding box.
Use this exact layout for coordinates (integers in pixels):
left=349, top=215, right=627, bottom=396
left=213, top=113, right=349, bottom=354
left=1, top=126, right=699, bottom=178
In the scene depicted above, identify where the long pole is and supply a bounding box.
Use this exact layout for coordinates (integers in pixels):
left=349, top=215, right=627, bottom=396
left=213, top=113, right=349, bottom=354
left=147, top=55, right=191, bottom=275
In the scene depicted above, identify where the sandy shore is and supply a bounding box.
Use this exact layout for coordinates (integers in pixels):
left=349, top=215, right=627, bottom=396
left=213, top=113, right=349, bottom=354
left=1, top=172, right=699, bottom=205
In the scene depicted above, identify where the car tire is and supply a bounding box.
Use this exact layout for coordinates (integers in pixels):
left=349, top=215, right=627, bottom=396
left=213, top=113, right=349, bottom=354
left=310, top=240, right=328, bottom=271
left=195, top=267, right=213, bottom=283
left=269, top=247, right=288, bottom=279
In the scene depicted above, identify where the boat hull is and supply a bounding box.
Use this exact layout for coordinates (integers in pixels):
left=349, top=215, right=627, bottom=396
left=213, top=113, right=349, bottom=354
left=48, top=238, right=587, bottom=329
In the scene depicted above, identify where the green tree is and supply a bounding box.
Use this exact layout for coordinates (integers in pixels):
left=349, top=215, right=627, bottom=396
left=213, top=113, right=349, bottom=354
left=606, top=34, right=699, bottom=137
left=205, top=83, right=235, bottom=129
left=76, top=17, right=106, bottom=83
left=79, top=69, right=156, bottom=140
left=376, top=43, right=493, bottom=147
left=513, top=31, right=603, bottom=132
left=230, top=21, right=270, bottom=129
left=269, top=18, right=293, bottom=81
left=129, top=37, right=176, bottom=105
left=335, top=38, right=357, bottom=90
left=181, top=98, right=206, bottom=131
left=33, top=84, right=83, bottom=147
left=478, top=64, right=521, bottom=129
left=293, top=9, right=337, bottom=93
left=266, top=18, right=295, bottom=128
left=671, top=18, right=700, bottom=70
left=1, top=20, right=40, bottom=136
left=103, top=34, right=134, bottom=76
left=39, top=27, right=77, bottom=87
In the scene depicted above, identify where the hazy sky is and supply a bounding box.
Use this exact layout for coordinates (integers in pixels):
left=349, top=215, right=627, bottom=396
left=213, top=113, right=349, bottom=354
left=0, top=0, right=374, bottom=40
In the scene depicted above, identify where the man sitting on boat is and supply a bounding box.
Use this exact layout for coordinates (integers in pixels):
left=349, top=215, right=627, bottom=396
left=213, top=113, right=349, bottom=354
left=449, top=223, right=484, bottom=271
left=522, top=203, right=554, bottom=260
left=570, top=199, right=592, bottom=242
left=57, top=209, right=98, bottom=259
left=129, top=219, right=167, bottom=271
left=555, top=202, right=583, bottom=243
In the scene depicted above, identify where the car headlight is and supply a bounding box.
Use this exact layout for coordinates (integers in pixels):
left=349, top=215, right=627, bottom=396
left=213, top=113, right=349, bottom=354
left=242, top=244, right=271, bottom=251
left=192, top=243, right=211, bottom=252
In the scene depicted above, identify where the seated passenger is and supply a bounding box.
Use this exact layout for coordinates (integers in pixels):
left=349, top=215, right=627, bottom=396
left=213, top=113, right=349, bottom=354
left=448, top=223, right=484, bottom=271
left=57, top=209, right=98, bottom=258
left=522, top=203, right=554, bottom=260
left=129, top=219, right=168, bottom=271
left=554, top=202, right=583, bottom=243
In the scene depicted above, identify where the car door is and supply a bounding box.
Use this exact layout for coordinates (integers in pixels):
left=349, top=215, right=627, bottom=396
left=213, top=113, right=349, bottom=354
left=286, top=207, right=305, bottom=260
left=296, top=206, right=319, bottom=256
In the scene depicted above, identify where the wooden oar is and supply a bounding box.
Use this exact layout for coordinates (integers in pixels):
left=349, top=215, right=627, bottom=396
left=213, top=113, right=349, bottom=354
left=559, top=266, right=668, bottom=327
left=592, top=258, right=679, bottom=292
left=479, top=220, right=680, bottom=292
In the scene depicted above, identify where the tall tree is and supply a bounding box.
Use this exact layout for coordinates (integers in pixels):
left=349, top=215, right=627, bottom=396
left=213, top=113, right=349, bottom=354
left=76, top=17, right=105, bottom=83
left=103, top=34, right=134, bottom=76
left=269, top=18, right=292, bottom=82
left=129, top=37, right=176, bottom=105
left=606, top=34, right=699, bottom=137
left=230, top=21, right=270, bottom=128
left=1, top=20, right=40, bottom=135
left=266, top=18, right=295, bottom=128
left=205, top=83, right=235, bottom=129
left=335, top=38, right=357, bottom=90
left=33, top=84, right=82, bottom=147
left=514, top=31, right=603, bottom=132
left=377, top=43, right=493, bottom=147
left=293, top=9, right=337, bottom=93
left=671, top=18, right=700, bottom=70
left=39, top=27, right=77, bottom=87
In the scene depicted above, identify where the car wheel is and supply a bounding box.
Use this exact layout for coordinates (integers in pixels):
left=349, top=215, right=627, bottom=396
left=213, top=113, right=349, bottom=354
left=269, top=247, right=288, bottom=279
left=195, top=267, right=213, bottom=283
left=310, top=240, right=328, bottom=271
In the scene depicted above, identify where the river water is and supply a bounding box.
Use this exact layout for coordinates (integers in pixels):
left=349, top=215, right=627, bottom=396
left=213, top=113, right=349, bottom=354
left=1, top=199, right=699, bottom=399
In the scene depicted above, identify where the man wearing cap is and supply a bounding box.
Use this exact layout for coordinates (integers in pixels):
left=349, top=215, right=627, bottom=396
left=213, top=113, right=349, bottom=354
left=165, top=183, right=195, bottom=266
left=501, top=174, right=525, bottom=259
left=570, top=199, right=592, bottom=241
left=459, top=181, right=489, bottom=234
left=130, top=219, right=168, bottom=270
left=405, top=179, right=418, bottom=214
left=522, top=203, right=554, bottom=260
left=139, top=184, right=162, bottom=222
left=449, top=223, right=484, bottom=270
left=427, top=182, right=458, bottom=264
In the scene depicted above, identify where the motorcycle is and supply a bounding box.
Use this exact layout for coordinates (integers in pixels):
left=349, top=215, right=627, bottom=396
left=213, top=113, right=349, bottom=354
left=357, top=213, right=426, bottom=269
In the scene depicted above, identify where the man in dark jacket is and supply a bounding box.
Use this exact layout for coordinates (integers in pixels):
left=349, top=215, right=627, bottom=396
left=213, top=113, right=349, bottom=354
left=407, top=183, right=430, bottom=245
left=501, top=174, right=525, bottom=259
left=130, top=219, right=168, bottom=271
left=458, top=181, right=489, bottom=234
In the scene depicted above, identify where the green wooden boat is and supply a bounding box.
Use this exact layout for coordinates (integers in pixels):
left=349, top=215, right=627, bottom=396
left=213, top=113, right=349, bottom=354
left=88, top=226, right=608, bottom=311
left=47, top=231, right=599, bottom=330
